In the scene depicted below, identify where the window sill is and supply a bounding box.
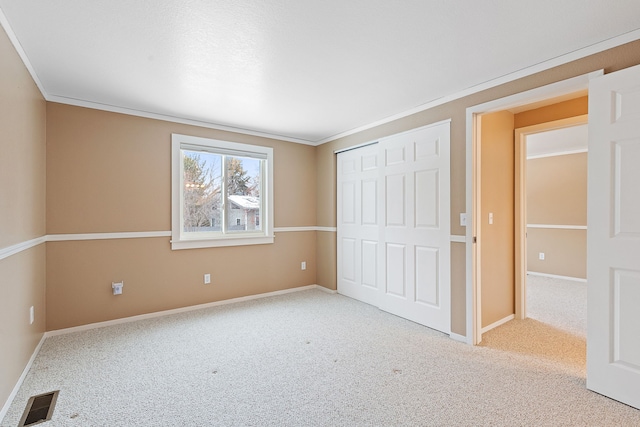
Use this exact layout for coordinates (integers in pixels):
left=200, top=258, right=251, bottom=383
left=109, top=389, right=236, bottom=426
left=170, top=235, right=274, bottom=250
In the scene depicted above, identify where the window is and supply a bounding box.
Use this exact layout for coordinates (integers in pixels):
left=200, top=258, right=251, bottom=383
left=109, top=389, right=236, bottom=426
left=171, top=134, right=274, bottom=249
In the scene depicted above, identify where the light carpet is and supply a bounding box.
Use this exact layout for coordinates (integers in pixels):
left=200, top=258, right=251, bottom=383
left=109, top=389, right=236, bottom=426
left=480, top=274, right=587, bottom=376
left=526, top=274, right=587, bottom=338
left=2, top=289, right=639, bottom=426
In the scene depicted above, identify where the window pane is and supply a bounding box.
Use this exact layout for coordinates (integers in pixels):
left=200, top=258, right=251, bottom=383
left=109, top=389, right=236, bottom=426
left=226, top=156, right=261, bottom=232
left=183, top=150, right=222, bottom=233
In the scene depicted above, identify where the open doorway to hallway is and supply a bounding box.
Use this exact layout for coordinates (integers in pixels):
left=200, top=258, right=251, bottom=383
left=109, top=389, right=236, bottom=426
left=521, top=122, right=588, bottom=338
left=469, top=66, right=640, bottom=409
left=477, top=98, right=588, bottom=373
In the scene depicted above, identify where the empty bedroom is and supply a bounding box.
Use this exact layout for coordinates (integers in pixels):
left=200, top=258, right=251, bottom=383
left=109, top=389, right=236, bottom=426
left=2, top=1, right=640, bottom=425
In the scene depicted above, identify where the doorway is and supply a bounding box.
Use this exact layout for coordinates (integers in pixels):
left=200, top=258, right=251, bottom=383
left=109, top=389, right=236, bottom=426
left=473, top=111, right=589, bottom=345
left=471, top=93, right=590, bottom=379
left=467, top=65, right=640, bottom=410
left=465, top=70, right=601, bottom=345
left=515, top=117, right=588, bottom=328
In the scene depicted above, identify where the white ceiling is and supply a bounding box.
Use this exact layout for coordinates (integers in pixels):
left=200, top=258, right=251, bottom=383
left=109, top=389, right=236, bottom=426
left=1, top=1, right=640, bottom=145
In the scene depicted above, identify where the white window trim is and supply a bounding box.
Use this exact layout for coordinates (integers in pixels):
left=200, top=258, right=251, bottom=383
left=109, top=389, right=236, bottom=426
left=171, top=134, right=274, bottom=250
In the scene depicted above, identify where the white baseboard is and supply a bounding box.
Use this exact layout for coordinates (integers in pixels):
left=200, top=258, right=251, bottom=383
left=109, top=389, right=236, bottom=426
left=527, top=271, right=587, bottom=283
left=449, top=332, right=467, bottom=343
left=481, top=314, right=515, bottom=334
left=0, top=334, right=46, bottom=422
left=314, top=285, right=337, bottom=294
left=45, top=284, right=332, bottom=337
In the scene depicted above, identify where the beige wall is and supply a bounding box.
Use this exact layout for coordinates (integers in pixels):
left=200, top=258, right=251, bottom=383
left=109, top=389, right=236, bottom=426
left=317, top=39, right=640, bottom=336
left=514, top=96, right=588, bottom=129
left=479, top=111, right=515, bottom=327
left=315, top=142, right=338, bottom=290
left=0, top=25, right=47, bottom=411
left=46, top=104, right=318, bottom=233
left=527, top=228, right=586, bottom=279
left=46, top=232, right=316, bottom=330
left=45, top=104, right=318, bottom=330
left=527, top=153, right=587, bottom=225
left=526, top=153, right=587, bottom=278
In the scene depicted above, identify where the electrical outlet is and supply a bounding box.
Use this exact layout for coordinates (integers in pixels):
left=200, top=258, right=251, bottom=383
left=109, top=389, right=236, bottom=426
left=539, top=252, right=545, bottom=260
left=29, top=306, right=34, bottom=325
left=301, top=261, right=306, bottom=271
left=112, top=281, right=124, bottom=295
left=204, top=274, right=211, bottom=284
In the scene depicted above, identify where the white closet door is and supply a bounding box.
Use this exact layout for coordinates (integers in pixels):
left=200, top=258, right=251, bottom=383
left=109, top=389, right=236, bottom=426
left=378, top=123, right=451, bottom=334
left=586, top=63, right=640, bottom=410
left=337, top=143, right=380, bottom=307
left=336, top=121, right=451, bottom=335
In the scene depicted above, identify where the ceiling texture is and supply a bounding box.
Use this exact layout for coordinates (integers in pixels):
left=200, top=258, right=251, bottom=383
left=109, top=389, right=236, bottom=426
left=1, top=1, right=640, bottom=145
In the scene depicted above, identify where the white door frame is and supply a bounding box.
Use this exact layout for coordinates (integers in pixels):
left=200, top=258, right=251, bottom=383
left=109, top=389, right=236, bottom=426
left=513, top=115, right=589, bottom=320
left=465, top=70, right=602, bottom=345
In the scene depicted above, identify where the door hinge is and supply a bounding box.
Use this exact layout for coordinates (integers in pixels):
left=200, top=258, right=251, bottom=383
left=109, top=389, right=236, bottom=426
left=473, top=236, right=477, bottom=244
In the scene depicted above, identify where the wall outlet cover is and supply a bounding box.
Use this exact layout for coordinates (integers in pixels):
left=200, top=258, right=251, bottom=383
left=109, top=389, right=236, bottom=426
left=112, top=281, right=124, bottom=295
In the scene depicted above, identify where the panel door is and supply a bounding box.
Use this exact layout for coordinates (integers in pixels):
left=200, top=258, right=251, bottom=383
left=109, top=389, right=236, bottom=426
left=337, top=144, right=380, bottom=306
left=378, top=122, right=451, bottom=333
left=587, top=64, right=640, bottom=409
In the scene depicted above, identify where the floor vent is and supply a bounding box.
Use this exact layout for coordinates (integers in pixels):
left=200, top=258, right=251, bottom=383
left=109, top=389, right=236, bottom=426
left=18, top=390, right=59, bottom=426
